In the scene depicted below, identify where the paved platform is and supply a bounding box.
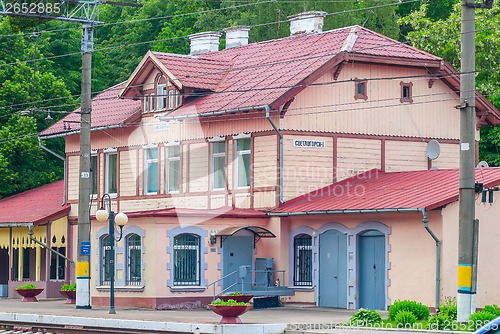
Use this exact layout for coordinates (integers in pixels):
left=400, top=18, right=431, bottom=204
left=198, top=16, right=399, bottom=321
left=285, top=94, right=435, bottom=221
left=0, top=298, right=359, bottom=334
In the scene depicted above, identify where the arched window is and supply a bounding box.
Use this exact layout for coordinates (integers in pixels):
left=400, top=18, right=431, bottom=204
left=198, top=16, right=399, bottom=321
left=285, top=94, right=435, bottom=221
left=173, top=233, right=200, bottom=286
left=294, top=234, right=312, bottom=286
left=101, top=235, right=112, bottom=285
left=126, top=234, right=142, bottom=285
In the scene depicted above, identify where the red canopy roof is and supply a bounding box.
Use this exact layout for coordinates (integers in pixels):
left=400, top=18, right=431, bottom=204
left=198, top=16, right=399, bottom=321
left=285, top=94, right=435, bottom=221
left=271, top=168, right=500, bottom=215
left=0, top=180, right=70, bottom=225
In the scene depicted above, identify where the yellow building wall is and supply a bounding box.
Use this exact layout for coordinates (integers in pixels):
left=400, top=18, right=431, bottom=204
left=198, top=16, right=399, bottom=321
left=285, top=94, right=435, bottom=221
left=337, top=137, right=382, bottom=181
left=282, top=63, right=464, bottom=140
left=282, top=135, right=334, bottom=201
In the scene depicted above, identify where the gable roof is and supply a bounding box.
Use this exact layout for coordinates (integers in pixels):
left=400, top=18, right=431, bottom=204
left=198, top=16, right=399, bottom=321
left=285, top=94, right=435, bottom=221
left=0, top=180, right=70, bottom=225
left=39, top=82, right=141, bottom=138
left=270, top=168, right=500, bottom=215
left=40, top=25, right=500, bottom=138
left=157, top=25, right=498, bottom=124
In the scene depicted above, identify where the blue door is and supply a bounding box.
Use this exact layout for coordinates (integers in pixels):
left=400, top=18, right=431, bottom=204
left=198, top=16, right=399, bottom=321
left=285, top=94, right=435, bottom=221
left=319, top=230, right=347, bottom=308
left=222, top=236, right=253, bottom=291
left=359, top=230, right=385, bottom=310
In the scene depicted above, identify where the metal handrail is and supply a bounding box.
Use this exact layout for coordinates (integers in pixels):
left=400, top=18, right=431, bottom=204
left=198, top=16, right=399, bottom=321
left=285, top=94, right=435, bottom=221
left=207, top=269, right=239, bottom=300
left=207, top=268, right=289, bottom=299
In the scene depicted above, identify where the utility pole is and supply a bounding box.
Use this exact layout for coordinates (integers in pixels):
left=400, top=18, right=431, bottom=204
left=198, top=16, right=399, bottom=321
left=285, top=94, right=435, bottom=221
left=76, top=21, right=93, bottom=309
left=457, top=0, right=492, bottom=323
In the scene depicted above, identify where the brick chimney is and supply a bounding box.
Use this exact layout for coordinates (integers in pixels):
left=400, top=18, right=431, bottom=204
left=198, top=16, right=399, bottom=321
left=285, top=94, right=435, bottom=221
left=188, top=31, right=221, bottom=55
left=223, top=26, right=250, bottom=49
left=288, top=11, right=326, bottom=37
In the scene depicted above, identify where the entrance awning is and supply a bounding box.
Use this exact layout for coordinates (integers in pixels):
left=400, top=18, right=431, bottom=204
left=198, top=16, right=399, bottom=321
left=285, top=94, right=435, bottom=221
left=216, top=225, right=276, bottom=245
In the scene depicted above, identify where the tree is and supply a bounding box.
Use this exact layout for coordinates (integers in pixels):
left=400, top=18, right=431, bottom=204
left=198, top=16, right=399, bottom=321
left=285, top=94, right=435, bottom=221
left=399, top=3, right=500, bottom=166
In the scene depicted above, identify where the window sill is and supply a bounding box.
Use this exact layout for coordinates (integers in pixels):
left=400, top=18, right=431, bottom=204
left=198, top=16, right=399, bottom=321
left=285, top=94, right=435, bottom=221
left=169, top=286, right=206, bottom=292
left=291, top=286, right=315, bottom=291
left=96, top=285, right=144, bottom=292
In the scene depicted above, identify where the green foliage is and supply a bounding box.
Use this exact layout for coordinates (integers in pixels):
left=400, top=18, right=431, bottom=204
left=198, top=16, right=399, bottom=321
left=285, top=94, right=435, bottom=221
left=349, top=308, right=382, bottom=326
left=388, top=300, right=430, bottom=321
left=17, top=283, right=37, bottom=290
left=60, top=283, right=76, bottom=291
left=211, top=298, right=249, bottom=306
left=482, top=304, right=500, bottom=317
left=228, top=291, right=242, bottom=296
left=467, top=311, right=497, bottom=331
left=394, top=310, right=417, bottom=327
left=438, top=297, right=457, bottom=321
left=427, top=314, right=450, bottom=330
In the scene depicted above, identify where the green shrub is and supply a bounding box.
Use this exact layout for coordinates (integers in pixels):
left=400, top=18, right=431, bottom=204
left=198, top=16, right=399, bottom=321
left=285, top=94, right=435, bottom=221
left=388, top=300, right=430, bottom=321
left=482, top=305, right=500, bottom=317
left=349, top=308, right=382, bottom=326
left=395, top=310, right=417, bottom=327
left=467, top=311, right=497, bottom=331
left=438, top=297, right=457, bottom=321
left=210, top=299, right=249, bottom=306
left=16, top=283, right=37, bottom=290
left=60, top=283, right=76, bottom=291
left=428, top=314, right=452, bottom=330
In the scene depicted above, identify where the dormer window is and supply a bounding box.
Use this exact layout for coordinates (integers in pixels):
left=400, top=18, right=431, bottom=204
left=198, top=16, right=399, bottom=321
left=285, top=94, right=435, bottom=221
left=157, top=83, right=167, bottom=110
left=155, top=77, right=181, bottom=111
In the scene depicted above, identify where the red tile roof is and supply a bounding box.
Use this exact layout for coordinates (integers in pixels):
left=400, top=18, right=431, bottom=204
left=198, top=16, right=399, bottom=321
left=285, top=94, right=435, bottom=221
left=39, top=82, right=141, bottom=138
left=0, top=180, right=70, bottom=225
left=271, top=168, right=500, bottom=215
left=40, top=25, right=500, bottom=138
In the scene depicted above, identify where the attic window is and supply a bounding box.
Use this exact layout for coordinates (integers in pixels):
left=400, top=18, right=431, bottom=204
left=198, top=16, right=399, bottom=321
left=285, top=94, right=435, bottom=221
left=400, top=82, right=413, bottom=103
left=354, top=79, right=367, bottom=100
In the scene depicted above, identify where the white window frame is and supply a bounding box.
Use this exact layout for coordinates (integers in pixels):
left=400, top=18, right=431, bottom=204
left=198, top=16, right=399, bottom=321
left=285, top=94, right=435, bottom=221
left=143, top=95, right=149, bottom=112
left=210, top=140, right=226, bottom=191
left=104, top=149, right=117, bottom=196
left=167, top=144, right=181, bottom=193
left=168, top=90, right=175, bottom=110
left=235, top=137, right=251, bottom=188
left=90, top=152, right=98, bottom=198
left=157, top=84, right=167, bottom=110
left=144, top=146, right=159, bottom=195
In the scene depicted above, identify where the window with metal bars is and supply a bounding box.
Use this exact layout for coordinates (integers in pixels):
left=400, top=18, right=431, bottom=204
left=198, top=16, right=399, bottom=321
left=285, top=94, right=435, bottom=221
left=294, top=234, right=313, bottom=286
left=101, top=235, right=112, bottom=285
left=173, top=233, right=200, bottom=286
left=126, top=234, right=142, bottom=285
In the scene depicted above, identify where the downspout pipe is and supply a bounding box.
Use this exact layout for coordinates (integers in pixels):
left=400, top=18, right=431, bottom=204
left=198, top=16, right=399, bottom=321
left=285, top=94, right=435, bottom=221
left=38, top=137, right=66, bottom=203
left=265, top=105, right=284, bottom=204
left=420, top=208, right=441, bottom=312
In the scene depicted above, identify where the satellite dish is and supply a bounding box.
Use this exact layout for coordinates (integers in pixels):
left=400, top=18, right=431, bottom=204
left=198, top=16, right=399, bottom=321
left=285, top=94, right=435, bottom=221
left=427, top=140, right=441, bottom=160
left=477, top=161, right=489, bottom=168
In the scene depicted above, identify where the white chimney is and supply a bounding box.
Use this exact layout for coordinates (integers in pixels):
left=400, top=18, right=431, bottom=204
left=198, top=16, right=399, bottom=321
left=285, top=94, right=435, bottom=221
left=188, top=31, right=221, bottom=55
left=223, top=26, right=250, bottom=49
left=288, top=11, right=326, bottom=37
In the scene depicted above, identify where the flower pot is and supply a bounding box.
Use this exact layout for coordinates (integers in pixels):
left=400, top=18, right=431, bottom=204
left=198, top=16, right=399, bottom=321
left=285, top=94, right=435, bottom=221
left=59, top=290, right=77, bottom=304
left=218, top=294, right=254, bottom=303
left=16, top=288, right=44, bottom=302
left=208, top=304, right=252, bottom=324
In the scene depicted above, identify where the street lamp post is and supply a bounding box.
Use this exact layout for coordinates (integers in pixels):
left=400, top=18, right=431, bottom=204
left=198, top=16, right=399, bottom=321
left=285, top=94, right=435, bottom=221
left=95, top=194, right=128, bottom=314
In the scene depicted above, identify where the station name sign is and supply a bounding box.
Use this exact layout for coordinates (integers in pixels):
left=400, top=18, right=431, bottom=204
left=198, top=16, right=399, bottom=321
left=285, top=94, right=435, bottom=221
left=293, top=139, right=326, bottom=148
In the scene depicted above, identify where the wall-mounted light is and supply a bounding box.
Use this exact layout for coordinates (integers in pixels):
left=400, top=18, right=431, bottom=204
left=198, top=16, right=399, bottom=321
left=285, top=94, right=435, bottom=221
left=312, top=229, right=318, bottom=238
left=209, top=229, right=217, bottom=245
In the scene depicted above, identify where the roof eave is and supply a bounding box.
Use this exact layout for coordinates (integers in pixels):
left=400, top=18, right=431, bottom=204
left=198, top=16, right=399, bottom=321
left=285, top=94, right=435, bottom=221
left=268, top=207, right=425, bottom=217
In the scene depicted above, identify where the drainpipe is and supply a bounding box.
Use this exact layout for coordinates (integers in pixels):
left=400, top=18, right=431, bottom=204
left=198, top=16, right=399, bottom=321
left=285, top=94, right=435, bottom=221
left=420, top=208, right=441, bottom=312
left=38, top=137, right=66, bottom=203
left=265, top=105, right=284, bottom=204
